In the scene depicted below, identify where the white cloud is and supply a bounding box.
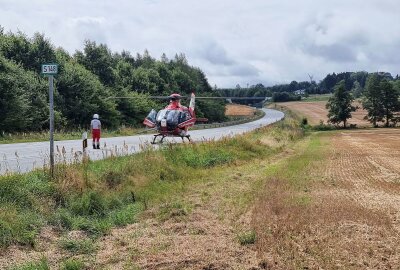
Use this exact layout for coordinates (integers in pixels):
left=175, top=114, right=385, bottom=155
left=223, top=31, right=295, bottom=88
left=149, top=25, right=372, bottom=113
left=0, top=0, right=399, bottom=87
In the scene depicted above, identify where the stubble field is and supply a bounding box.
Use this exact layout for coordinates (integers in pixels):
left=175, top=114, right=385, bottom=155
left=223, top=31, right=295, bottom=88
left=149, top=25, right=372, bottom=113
left=225, top=104, right=256, bottom=116
left=275, top=101, right=370, bottom=126
left=253, top=128, right=400, bottom=269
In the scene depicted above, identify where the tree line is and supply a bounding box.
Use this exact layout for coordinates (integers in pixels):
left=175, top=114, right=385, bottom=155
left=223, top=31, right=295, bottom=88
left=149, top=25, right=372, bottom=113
left=326, top=74, right=400, bottom=128
left=218, top=71, right=399, bottom=104
left=0, top=28, right=225, bottom=133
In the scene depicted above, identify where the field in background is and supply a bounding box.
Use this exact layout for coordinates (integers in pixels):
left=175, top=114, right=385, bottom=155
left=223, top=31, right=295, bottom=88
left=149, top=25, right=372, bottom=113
left=225, top=104, right=256, bottom=116
left=275, top=100, right=370, bottom=126
left=301, top=93, right=332, bottom=102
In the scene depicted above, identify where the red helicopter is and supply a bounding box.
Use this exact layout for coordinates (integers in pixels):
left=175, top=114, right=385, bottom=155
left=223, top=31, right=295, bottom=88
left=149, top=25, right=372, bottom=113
left=143, top=93, right=207, bottom=144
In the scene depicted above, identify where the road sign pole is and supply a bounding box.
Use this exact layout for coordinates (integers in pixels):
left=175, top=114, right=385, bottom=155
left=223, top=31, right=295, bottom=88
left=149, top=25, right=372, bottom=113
left=41, top=63, right=58, bottom=178
left=49, top=75, right=54, bottom=177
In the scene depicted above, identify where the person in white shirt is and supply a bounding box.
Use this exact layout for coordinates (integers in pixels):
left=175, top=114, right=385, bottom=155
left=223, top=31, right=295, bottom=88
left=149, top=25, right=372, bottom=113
left=90, top=114, right=101, bottom=149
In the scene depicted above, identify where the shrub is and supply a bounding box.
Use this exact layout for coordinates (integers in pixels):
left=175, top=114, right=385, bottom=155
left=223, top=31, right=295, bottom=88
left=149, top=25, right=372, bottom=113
left=301, top=117, right=308, bottom=126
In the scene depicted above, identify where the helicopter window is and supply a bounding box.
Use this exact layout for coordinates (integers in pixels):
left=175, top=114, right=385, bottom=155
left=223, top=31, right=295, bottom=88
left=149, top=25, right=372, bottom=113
left=166, top=110, right=181, bottom=126
left=156, top=110, right=168, bottom=122
left=155, top=110, right=189, bottom=128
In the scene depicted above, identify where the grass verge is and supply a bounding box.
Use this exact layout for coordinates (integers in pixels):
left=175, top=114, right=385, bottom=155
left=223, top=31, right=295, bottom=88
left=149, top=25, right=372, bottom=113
left=0, top=111, right=302, bottom=251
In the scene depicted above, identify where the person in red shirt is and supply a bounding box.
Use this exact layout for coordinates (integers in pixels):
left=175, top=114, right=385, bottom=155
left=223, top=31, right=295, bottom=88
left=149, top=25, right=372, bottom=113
left=90, top=114, right=101, bottom=149
left=166, top=93, right=187, bottom=111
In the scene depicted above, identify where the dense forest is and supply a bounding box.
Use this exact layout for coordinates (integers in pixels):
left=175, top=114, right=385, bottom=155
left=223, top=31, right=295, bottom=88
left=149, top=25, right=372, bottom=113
left=0, top=29, right=225, bottom=133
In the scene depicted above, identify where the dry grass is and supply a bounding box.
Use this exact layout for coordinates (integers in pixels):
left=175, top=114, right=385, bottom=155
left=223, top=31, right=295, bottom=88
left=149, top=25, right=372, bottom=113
left=253, top=129, right=400, bottom=269
left=275, top=101, right=370, bottom=126
left=225, top=104, right=256, bottom=116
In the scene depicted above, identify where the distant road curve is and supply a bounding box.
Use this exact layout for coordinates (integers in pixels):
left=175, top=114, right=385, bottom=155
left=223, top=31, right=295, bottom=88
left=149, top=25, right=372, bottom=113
left=0, top=109, right=284, bottom=175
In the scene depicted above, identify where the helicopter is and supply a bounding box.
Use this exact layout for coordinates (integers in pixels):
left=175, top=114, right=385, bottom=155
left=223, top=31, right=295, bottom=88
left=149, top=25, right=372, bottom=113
left=143, top=93, right=207, bottom=144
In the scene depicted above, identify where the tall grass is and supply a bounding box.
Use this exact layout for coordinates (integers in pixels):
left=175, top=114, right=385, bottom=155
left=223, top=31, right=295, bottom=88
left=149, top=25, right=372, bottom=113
left=0, top=114, right=304, bottom=249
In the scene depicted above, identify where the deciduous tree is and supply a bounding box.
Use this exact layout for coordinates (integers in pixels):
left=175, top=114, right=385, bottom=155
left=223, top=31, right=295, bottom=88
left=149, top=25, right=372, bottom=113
left=326, top=80, right=357, bottom=128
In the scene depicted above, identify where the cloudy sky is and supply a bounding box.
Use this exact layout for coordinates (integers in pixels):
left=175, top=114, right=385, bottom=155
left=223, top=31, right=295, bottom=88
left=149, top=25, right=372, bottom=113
left=1, top=0, right=399, bottom=87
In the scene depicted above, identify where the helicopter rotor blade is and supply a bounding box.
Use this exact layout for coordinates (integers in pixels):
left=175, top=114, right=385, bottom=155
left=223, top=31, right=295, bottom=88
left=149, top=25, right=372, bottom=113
left=106, top=96, right=267, bottom=100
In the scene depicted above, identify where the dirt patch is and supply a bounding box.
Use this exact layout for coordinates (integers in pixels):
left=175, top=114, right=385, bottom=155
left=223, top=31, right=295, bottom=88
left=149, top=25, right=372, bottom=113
left=276, top=101, right=370, bottom=126
left=253, top=129, right=400, bottom=269
left=225, top=104, right=256, bottom=116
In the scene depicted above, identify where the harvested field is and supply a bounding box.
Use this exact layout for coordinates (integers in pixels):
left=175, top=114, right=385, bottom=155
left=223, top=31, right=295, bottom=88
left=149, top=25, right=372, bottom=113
left=225, top=104, right=256, bottom=116
left=253, top=129, right=400, bottom=269
left=275, top=101, right=370, bottom=126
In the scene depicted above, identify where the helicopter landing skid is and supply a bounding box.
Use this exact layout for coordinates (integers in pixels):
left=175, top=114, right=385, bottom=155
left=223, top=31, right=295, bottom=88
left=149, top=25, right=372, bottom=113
left=151, top=134, right=191, bottom=144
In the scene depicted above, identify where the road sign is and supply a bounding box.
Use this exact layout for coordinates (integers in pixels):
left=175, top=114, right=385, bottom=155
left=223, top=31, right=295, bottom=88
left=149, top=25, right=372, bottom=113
left=41, top=64, right=58, bottom=75
left=42, top=63, right=58, bottom=177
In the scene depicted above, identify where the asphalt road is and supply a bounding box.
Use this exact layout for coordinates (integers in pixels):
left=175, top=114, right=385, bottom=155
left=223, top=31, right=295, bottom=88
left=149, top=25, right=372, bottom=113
left=0, top=108, right=284, bottom=175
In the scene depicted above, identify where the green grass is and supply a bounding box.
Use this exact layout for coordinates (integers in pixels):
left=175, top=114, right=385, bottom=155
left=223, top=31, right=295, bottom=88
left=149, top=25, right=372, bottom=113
left=59, top=238, right=96, bottom=254
left=0, top=112, right=305, bottom=249
left=237, top=230, right=256, bottom=245
left=61, top=259, right=85, bottom=270
left=301, top=94, right=332, bottom=102
left=8, top=258, right=49, bottom=270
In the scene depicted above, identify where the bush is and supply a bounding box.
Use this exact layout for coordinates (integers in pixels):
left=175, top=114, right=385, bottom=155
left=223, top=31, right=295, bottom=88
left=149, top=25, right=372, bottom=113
left=301, top=117, right=308, bottom=126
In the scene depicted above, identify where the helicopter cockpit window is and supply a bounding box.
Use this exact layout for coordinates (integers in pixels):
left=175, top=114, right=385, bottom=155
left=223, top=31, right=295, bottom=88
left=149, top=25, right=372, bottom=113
left=156, top=109, right=168, bottom=122
left=156, top=110, right=190, bottom=130
left=166, top=110, right=182, bottom=126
